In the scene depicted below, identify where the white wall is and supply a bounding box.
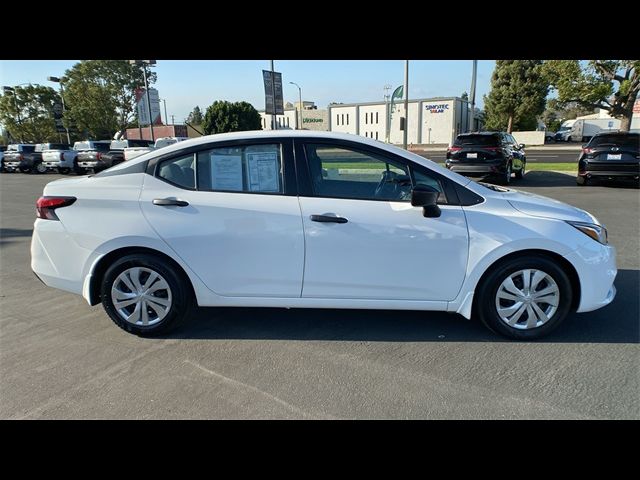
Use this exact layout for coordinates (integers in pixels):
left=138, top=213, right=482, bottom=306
left=330, top=106, right=358, bottom=134
left=512, top=131, right=546, bottom=146
left=359, top=104, right=387, bottom=141
left=421, top=99, right=457, bottom=145
left=389, top=102, right=420, bottom=144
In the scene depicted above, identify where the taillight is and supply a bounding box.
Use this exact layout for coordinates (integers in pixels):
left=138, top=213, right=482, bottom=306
left=36, top=196, right=76, bottom=220
left=59, top=152, right=64, bottom=161
left=18, top=153, right=23, bottom=161
left=582, top=147, right=594, bottom=154
left=447, top=146, right=462, bottom=153
left=96, top=152, right=102, bottom=161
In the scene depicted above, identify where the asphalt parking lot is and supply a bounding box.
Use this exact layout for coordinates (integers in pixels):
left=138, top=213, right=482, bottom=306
left=1, top=171, right=638, bottom=419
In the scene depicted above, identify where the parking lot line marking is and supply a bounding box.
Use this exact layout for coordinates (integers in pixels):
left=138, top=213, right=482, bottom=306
left=184, top=360, right=333, bottom=419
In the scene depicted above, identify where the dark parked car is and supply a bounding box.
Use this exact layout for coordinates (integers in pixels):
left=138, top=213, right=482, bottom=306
left=95, top=139, right=155, bottom=173
left=445, top=132, right=526, bottom=185
left=577, top=132, right=640, bottom=186
left=2, top=144, right=37, bottom=172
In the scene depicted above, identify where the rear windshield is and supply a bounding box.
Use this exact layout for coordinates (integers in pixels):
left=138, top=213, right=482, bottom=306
left=128, top=139, right=154, bottom=147
left=74, top=141, right=92, bottom=150
left=454, top=134, right=500, bottom=147
left=22, top=145, right=36, bottom=153
left=38, top=143, right=69, bottom=151
left=589, top=134, right=639, bottom=149
left=110, top=140, right=128, bottom=150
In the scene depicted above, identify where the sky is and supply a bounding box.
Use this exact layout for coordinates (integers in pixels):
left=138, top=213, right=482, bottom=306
left=0, top=60, right=496, bottom=123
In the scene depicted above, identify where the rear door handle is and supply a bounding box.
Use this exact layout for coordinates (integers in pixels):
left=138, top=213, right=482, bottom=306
left=153, top=198, right=189, bottom=207
left=310, top=214, right=348, bottom=224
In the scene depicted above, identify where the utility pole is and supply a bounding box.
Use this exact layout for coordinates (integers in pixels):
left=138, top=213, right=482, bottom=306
left=162, top=99, right=168, bottom=126
left=469, top=60, right=477, bottom=133
left=142, top=65, right=154, bottom=142
left=384, top=84, right=391, bottom=142
left=403, top=60, right=409, bottom=150
left=171, top=114, right=175, bottom=125
left=289, top=82, right=302, bottom=129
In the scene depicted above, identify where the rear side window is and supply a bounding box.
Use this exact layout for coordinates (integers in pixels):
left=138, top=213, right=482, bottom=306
left=196, top=144, right=283, bottom=194
left=95, top=143, right=111, bottom=152
left=454, top=134, right=500, bottom=147
left=589, top=134, right=639, bottom=149
left=128, top=140, right=154, bottom=148
left=158, top=154, right=196, bottom=189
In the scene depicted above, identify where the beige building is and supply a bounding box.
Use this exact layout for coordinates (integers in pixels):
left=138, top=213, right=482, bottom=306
left=260, top=101, right=329, bottom=131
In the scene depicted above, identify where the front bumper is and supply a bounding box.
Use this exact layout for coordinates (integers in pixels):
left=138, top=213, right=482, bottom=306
left=564, top=242, right=617, bottom=313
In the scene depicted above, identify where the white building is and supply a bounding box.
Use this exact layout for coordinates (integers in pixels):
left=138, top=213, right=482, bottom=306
left=328, top=97, right=472, bottom=145
left=259, top=102, right=329, bottom=131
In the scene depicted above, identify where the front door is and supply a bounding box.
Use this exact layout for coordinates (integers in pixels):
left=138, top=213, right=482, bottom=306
left=139, top=140, right=304, bottom=297
left=296, top=141, right=469, bottom=301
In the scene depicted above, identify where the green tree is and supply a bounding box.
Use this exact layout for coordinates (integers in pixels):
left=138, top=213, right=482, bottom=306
left=543, top=60, right=639, bottom=132
left=0, top=84, right=61, bottom=143
left=62, top=60, right=155, bottom=139
left=186, top=106, right=204, bottom=125
left=202, top=101, right=262, bottom=134
left=483, top=60, right=549, bottom=133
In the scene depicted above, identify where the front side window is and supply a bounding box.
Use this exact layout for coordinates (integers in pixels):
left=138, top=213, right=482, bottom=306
left=196, top=143, right=283, bottom=194
left=304, top=143, right=414, bottom=202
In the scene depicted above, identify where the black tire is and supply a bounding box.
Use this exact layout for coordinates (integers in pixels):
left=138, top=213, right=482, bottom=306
left=19, top=166, right=31, bottom=173
left=497, top=163, right=511, bottom=185
left=101, top=253, right=194, bottom=336
left=515, top=160, right=525, bottom=179
left=475, top=254, right=573, bottom=340
left=576, top=176, right=589, bottom=186
left=58, top=168, right=71, bottom=175
left=73, top=162, right=87, bottom=175
left=32, top=161, right=47, bottom=174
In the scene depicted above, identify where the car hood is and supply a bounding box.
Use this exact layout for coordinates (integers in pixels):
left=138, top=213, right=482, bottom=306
left=503, top=189, right=600, bottom=224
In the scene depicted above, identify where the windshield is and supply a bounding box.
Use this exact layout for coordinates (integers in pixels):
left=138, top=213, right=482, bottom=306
left=74, top=141, right=92, bottom=150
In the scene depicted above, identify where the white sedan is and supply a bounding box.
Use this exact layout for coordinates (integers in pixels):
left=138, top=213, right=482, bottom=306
left=31, top=131, right=617, bottom=339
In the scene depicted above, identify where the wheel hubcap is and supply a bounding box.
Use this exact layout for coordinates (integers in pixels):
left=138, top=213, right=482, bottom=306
left=495, top=269, right=559, bottom=330
left=111, top=267, right=172, bottom=326
left=37, top=163, right=47, bottom=173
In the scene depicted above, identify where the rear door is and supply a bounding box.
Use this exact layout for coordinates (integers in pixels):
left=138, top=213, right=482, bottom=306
left=139, top=138, right=305, bottom=297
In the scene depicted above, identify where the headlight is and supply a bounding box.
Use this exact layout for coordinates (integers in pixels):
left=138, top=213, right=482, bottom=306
left=567, top=221, right=608, bottom=245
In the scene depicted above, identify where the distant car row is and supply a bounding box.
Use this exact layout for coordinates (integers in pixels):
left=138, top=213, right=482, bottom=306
left=445, top=131, right=639, bottom=187
left=0, top=137, right=189, bottom=175
left=546, top=118, right=640, bottom=143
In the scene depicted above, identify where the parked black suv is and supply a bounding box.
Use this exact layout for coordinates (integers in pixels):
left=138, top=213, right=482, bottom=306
left=445, top=132, right=526, bottom=185
left=577, top=132, right=640, bottom=186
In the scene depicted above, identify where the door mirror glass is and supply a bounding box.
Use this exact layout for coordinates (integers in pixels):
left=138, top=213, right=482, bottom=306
left=519, top=143, right=525, bottom=149
left=411, top=185, right=441, bottom=218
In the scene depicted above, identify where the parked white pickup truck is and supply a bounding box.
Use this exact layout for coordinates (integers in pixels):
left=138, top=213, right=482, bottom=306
left=42, top=144, right=77, bottom=174
left=123, top=136, right=189, bottom=161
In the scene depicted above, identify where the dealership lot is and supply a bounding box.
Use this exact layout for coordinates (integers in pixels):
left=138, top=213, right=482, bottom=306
left=0, top=171, right=638, bottom=419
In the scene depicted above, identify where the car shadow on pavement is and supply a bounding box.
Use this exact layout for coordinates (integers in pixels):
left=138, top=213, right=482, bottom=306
left=164, top=269, right=639, bottom=344
left=519, top=171, right=639, bottom=189
left=0, top=228, right=33, bottom=247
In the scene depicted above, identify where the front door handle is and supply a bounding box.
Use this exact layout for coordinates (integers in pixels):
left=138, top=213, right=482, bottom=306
left=310, top=214, right=348, bottom=224
left=153, top=198, right=189, bottom=207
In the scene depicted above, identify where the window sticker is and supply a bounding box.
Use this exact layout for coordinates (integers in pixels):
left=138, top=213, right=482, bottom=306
left=211, top=153, right=243, bottom=191
left=246, top=152, right=279, bottom=192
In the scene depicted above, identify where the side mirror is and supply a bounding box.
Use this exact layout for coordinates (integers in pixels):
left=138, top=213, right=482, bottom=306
left=581, top=144, right=587, bottom=149
left=411, top=185, right=441, bottom=218
left=519, top=143, right=525, bottom=149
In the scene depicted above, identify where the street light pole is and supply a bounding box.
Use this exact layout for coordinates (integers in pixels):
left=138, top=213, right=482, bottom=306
left=142, top=65, right=154, bottom=142
left=289, top=82, right=302, bottom=130
left=47, top=76, right=71, bottom=144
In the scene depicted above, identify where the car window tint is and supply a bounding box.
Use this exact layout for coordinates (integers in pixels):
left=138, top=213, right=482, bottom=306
left=305, top=143, right=412, bottom=202
left=196, top=143, right=283, bottom=194
left=412, top=169, right=447, bottom=204
left=157, top=154, right=196, bottom=189
left=454, top=135, right=500, bottom=146
left=589, top=134, right=639, bottom=149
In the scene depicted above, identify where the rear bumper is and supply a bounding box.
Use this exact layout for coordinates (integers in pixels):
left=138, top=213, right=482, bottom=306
left=579, top=170, right=640, bottom=178
left=77, top=160, right=107, bottom=169
left=446, top=162, right=507, bottom=175
left=30, top=219, right=92, bottom=298
left=564, top=242, right=617, bottom=313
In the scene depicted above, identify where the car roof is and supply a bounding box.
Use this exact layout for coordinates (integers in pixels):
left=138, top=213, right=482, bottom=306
left=457, top=132, right=501, bottom=136
left=117, top=129, right=475, bottom=187
left=593, top=131, right=638, bottom=136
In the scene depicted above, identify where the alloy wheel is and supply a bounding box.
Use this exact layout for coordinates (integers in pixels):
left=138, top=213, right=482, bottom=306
left=110, top=267, right=172, bottom=326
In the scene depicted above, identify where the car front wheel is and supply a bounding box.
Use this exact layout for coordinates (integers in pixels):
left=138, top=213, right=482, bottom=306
left=475, top=255, right=573, bottom=340
left=101, top=254, right=194, bottom=336
left=515, top=161, right=525, bottom=179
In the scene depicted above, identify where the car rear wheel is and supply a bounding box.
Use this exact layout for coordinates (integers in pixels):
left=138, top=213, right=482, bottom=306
left=101, top=254, right=194, bottom=336
left=475, top=255, right=572, bottom=340
left=498, top=164, right=512, bottom=185
left=576, top=176, right=589, bottom=186
left=73, top=162, right=87, bottom=175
